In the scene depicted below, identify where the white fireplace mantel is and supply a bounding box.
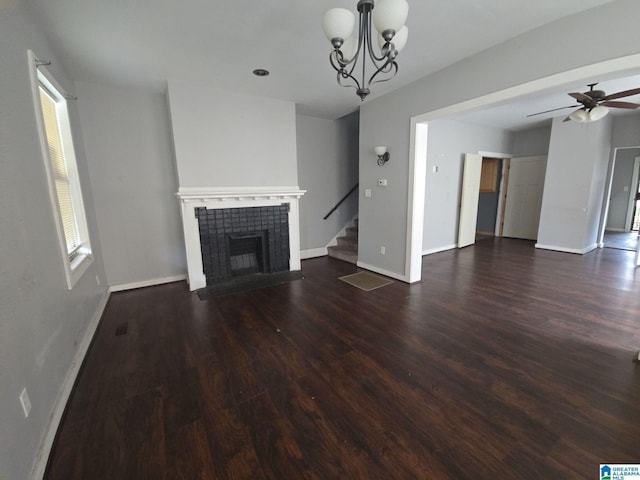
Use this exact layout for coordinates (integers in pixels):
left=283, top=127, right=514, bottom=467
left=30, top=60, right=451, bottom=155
left=176, top=186, right=306, bottom=291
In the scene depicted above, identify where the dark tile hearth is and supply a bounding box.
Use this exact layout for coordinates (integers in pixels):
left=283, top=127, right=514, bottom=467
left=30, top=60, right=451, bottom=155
left=196, top=270, right=304, bottom=300
left=196, top=205, right=290, bottom=285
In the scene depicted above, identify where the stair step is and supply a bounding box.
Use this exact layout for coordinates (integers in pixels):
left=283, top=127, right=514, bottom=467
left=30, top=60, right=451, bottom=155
left=337, top=235, right=357, bottom=249
left=345, top=226, right=358, bottom=238
left=327, top=219, right=358, bottom=265
left=327, top=245, right=357, bottom=265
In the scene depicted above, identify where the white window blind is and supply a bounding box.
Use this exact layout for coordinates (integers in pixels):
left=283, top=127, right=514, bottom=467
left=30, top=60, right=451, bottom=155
left=39, top=85, right=81, bottom=256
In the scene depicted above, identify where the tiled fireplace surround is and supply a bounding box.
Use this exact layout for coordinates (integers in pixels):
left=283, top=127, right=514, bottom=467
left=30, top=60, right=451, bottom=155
left=176, top=187, right=305, bottom=291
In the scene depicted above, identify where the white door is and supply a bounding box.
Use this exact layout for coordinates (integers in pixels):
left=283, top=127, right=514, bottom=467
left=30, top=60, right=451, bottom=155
left=458, top=153, right=483, bottom=248
left=502, top=156, right=547, bottom=240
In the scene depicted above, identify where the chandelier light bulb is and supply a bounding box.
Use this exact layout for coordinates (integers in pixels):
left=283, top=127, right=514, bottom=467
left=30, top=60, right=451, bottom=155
left=322, top=8, right=355, bottom=43
left=372, top=0, right=409, bottom=34
left=589, top=105, right=609, bottom=121
left=391, top=25, right=408, bottom=52
left=569, top=108, right=589, bottom=123
left=339, top=35, right=358, bottom=62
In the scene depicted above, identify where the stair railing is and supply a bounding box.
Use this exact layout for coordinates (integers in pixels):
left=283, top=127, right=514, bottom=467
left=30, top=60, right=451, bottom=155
left=323, top=183, right=359, bottom=220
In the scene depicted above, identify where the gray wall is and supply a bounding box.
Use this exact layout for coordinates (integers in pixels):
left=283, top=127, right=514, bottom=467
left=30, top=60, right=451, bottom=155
left=537, top=115, right=613, bottom=251
left=0, top=4, right=108, bottom=479
left=612, top=113, right=640, bottom=148
left=167, top=80, right=298, bottom=189
left=359, top=0, right=640, bottom=278
left=76, top=82, right=186, bottom=287
left=512, top=126, right=551, bottom=157
left=423, top=120, right=512, bottom=253
left=297, top=112, right=359, bottom=251
left=607, top=149, right=639, bottom=231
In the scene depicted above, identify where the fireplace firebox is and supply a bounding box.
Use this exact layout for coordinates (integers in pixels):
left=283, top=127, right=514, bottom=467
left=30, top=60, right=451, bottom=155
left=195, top=205, right=290, bottom=285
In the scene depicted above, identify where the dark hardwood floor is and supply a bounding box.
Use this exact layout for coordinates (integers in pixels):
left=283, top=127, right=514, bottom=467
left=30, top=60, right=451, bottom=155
left=46, top=238, right=640, bottom=479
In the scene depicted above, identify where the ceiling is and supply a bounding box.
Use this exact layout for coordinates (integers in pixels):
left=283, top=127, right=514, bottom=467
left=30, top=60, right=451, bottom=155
left=24, top=0, right=617, bottom=120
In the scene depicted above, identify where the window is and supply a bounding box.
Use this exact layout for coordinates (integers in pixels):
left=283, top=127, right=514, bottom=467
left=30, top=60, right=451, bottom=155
left=29, top=51, right=92, bottom=289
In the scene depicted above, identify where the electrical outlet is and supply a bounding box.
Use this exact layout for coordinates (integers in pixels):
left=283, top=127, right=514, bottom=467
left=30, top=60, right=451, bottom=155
left=19, top=388, right=31, bottom=418
left=381, top=246, right=386, bottom=255
left=365, top=188, right=372, bottom=198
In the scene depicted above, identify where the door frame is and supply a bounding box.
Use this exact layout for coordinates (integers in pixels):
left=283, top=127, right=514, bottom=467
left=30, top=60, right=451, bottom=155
left=599, top=147, right=640, bottom=248
left=478, top=151, right=512, bottom=238
left=624, top=156, right=640, bottom=231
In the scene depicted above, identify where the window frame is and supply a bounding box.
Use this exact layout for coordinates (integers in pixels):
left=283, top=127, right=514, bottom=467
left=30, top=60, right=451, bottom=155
left=28, top=50, right=93, bottom=289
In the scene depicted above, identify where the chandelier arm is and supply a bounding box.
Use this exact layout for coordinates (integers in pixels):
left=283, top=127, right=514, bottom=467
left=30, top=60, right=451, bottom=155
left=368, top=61, right=398, bottom=86
left=359, top=9, right=369, bottom=92
left=329, top=50, right=360, bottom=82
left=337, top=70, right=362, bottom=91
left=330, top=49, right=362, bottom=83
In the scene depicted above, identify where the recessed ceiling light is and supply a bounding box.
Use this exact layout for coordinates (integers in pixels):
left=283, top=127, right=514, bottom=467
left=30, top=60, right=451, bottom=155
left=253, top=68, right=270, bottom=77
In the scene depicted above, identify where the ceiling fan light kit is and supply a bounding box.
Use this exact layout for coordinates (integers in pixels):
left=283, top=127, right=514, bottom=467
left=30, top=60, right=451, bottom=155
left=528, top=83, right=640, bottom=123
left=568, top=105, right=609, bottom=123
left=322, top=0, right=409, bottom=100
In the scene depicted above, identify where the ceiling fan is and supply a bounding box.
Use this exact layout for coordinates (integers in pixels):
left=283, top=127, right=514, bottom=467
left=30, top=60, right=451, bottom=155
left=527, top=83, right=640, bottom=123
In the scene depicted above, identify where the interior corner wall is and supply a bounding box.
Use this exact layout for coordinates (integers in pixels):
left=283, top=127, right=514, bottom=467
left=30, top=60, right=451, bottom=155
left=0, top=4, right=108, bottom=479
left=296, top=111, right=359, bottom=251
left=612, top=113, right=640, bottom=148
left=423, top=120, right=513, bottom=253
left=537, top=115, right=613, bottom=252
left=512, top=126, right=552, bottom=157
left=167, top=80, right=298, bottom=189
left=358, top=0, right=640, bottom=278
left=75, top=82, right=186, bottom=287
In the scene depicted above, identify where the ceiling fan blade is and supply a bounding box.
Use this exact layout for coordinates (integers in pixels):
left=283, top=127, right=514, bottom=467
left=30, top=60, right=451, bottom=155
left=568, top=92, right=592, bottom=103
left=601, top=100, right=640, bottom=109
left=603, top=87, right=640, bottom=101
left=526, top=105, right=577, bottom=117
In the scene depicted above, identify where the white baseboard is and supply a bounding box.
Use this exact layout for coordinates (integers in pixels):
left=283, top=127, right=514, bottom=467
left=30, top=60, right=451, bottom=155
left=301, top=247, right=327, bottom=259
left=422, top=243, right=457, bottom=256
left=30, top=289, right=110, bottom=480
left=109, top=274, right=186, bottom=292
left=535, top=243, right=598, bottom=254
left=606, top=228, right=627, bottom=232
left=356, top=261, right=409, bottom=283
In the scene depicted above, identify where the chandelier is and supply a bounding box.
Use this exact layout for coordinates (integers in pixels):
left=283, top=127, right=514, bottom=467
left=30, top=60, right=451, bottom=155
left=322, top=0, right=408, bottom=100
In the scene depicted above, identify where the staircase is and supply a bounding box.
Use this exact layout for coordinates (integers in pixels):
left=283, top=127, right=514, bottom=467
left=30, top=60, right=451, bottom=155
left=327, top=219, right=358, bottom=265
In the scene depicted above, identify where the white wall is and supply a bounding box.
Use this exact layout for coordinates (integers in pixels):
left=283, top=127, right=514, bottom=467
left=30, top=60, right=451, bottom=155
left=0, top=4, right=108, bottom=479
left=297, top=112, right=359, bottom=251
left=512, top=126, right=551, bottom=157
left=537, top=115, right=613, bottom=252
left=423, top=120, right=513, bottom=252
left=167, top=81, right=298, bottom=189
left=607, top=149, right=638, bottom=231
left=359, top=0, right=640, bottom=279
left=76, top=82, right=186, bottom=287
